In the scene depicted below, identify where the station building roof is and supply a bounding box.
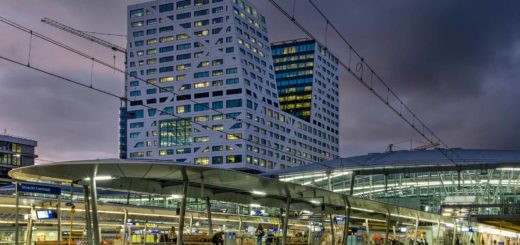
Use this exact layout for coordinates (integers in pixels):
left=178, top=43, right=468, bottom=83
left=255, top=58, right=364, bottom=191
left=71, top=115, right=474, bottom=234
left=264, top=148, right=520, bottom=176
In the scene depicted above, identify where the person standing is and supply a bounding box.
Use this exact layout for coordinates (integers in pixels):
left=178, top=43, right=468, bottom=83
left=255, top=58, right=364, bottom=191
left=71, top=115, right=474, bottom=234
left=255, top=225, right=265, bottom=245
left=168, top=226, right=177, bottom=244
left=212, top=231, right=225, bottom=245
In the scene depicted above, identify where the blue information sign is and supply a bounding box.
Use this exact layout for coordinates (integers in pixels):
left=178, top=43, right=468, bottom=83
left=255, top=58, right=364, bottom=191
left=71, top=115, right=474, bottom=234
left=19, top=183, right=61, bottom=195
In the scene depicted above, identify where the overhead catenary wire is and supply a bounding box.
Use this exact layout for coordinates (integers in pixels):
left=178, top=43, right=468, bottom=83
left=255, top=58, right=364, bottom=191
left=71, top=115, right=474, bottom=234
left=266, top=0, right=466, bottom=165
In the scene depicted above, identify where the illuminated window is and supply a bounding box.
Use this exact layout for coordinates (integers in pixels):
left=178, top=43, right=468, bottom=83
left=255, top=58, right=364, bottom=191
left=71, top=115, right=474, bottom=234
left=159, top=36, right=174, bottom=43
left=147, top=39, right=157, bottom=45
left=194, top=82, right=210, bottom=88
left=194, top=136, right=209, bottom=143
left=176, top=34, right=190, bottom=40
left=159, top=76, right=174, bottom=83
left=226, top=155, right=242, bottom=164
left=226, top=133, right=242, bottom=141
left=131, top=21, right=143, bottom=27
left=195, top=157, right=209, bottom=165
left=159, top=119, right=192, bottom=146
left=176, top=105, right=191, bottom=113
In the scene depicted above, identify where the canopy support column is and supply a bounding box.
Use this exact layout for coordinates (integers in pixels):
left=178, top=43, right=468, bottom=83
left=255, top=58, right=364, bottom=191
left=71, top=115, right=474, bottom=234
left=365, top=219, right=370, bottom=245
left=282, top=195, right=291, bottom=245
left=178, top=169, right=189, bottom=245
left=25, top=205, right=34, bottom=245
left=15, top=182, right=20, bottom=245
left=384, top=212, right=391, bottom=245
left=83, top=184, right=93, bottom=245
left=413, top=212, right=419, bottom=245
left=343, top=173, right=355, bottom=245
left=122, top=209, right=128, bottom=245
left=90, top=166, right=101, bottom=245
left=329, top=214, right=335, bottom=245
left=342, top=198, right=350, bottom=245
left=206, top=197, right=213, bottom=236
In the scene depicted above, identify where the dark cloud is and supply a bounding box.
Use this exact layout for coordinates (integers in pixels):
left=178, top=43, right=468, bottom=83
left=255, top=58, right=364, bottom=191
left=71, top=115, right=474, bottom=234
left=1, top=0, right=519, bottom=161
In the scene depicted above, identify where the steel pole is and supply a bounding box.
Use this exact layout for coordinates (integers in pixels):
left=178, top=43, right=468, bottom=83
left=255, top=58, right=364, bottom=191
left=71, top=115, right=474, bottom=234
left=15, top=183, right=20, bottom=245
left=343, top=173, right=355, bottom=245
left=178, top=179, right=189, bottom=245
left=342, top=199, right=349, bottom=245
left=25, top=205, right=34, bottom=245
left=83, top=185, right=93, bottom=245
left=281, top=195, right=291, bottom=245
left=58, top=197, right=62, bottom=245
left=89, top=167, right=101, bottom=245
left=206, top=197, right=213, bottom=236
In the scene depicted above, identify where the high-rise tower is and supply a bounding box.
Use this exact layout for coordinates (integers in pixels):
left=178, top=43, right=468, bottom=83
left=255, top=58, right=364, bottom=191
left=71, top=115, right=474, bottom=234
left=124, top=0, right=339, bottom=172
left=272, top=39, right=339, bottom=136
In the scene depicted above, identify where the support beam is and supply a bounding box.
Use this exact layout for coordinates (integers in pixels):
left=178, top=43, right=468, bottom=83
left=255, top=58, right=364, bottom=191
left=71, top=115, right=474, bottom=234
left=83, top=185, right=93, bottom=245
left=178, top=178, right=189, bottom=245
left=89, top=166, right=101, bottom=245
left=206, top=197, right=213, bottom=236
left=281, top=195, right=291, bottom=245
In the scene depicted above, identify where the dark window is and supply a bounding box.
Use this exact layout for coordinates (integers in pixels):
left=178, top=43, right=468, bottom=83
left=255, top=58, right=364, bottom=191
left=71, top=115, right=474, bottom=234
left=159, top=3, right=174, bottom=12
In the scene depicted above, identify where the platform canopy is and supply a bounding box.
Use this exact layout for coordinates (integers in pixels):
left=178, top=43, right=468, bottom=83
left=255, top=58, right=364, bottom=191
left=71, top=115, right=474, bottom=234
left=9, top=159, right=453, bottom=224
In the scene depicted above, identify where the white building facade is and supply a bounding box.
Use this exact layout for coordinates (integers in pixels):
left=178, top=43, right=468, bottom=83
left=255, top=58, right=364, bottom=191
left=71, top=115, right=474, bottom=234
left=124, top=0, right=339, bottom=172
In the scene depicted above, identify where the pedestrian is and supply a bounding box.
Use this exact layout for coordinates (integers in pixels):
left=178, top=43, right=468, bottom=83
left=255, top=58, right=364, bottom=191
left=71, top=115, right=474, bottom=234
left=255, top=225, right=265, bottom=245
left=212, top=231, right=225, bottom=245
left=168, top=226, right=177, bottom=244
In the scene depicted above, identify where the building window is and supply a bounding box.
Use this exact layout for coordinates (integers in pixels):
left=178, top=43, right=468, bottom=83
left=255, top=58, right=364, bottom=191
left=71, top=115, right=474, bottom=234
left=212, top=156, right=223, bottom=164
left=194, top=103, right=209, bottom=112
left=226, top=99, right=242, bottom=108
left=176, top=105, right=191, bottom=113
left=195, top=157, right=209, bottom=165
left=159, top=3, right=174, bottom=12
left=130, top=8, right=143, bottom=18
left=159, top=119, right=192, bottom=146
left=226, top=155, right=242, bottom=164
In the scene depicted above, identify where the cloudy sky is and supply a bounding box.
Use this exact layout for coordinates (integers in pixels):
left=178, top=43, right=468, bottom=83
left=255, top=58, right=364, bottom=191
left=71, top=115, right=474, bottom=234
left=1, top=0, right=520, bottom=163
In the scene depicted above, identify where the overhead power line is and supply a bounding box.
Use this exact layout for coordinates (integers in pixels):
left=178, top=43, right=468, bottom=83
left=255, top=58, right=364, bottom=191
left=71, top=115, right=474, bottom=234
left=266, top=0, right=466, bottom=165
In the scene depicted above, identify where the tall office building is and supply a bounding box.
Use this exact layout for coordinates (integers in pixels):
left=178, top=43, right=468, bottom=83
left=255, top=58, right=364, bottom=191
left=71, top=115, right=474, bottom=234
left=124, top=0, right=339, bottom=172
left=0, top=134, right=37, bottom=182
left=272, top=39, right=340, bottom=136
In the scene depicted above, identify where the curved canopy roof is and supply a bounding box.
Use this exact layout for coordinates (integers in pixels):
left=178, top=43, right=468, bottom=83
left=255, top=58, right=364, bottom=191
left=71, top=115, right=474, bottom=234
left=9, top=159, right=452, bottom=224
left=265, top=148, right=520, bottom=176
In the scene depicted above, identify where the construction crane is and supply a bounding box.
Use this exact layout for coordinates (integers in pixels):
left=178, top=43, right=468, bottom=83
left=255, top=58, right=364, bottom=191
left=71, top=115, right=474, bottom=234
left=41, top=17, right=126, bottom=54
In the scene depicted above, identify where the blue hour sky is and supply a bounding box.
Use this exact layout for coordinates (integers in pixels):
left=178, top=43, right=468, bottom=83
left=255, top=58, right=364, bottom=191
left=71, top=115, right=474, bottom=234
left=1, top=0, right=520, bottom=163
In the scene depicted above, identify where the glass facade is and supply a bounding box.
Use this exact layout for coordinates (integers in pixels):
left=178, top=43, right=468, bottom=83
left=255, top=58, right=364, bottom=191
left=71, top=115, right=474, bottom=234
left=159, top=119, right=192, bottom=147
left=272, top=40, right=315, bottom=122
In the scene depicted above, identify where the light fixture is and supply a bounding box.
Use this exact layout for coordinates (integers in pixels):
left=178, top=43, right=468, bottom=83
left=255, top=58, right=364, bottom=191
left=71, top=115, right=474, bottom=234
left=251, top=190, right=266, bottom=196
left=250, top=203, right=261, bottom=208
left=168, top=194, right=183, bottom=199
left=497, top=167, right=520, bottom=171
left=83, top=176, right=113, bottom=181
left=310, top=200, right=320, bottom=205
